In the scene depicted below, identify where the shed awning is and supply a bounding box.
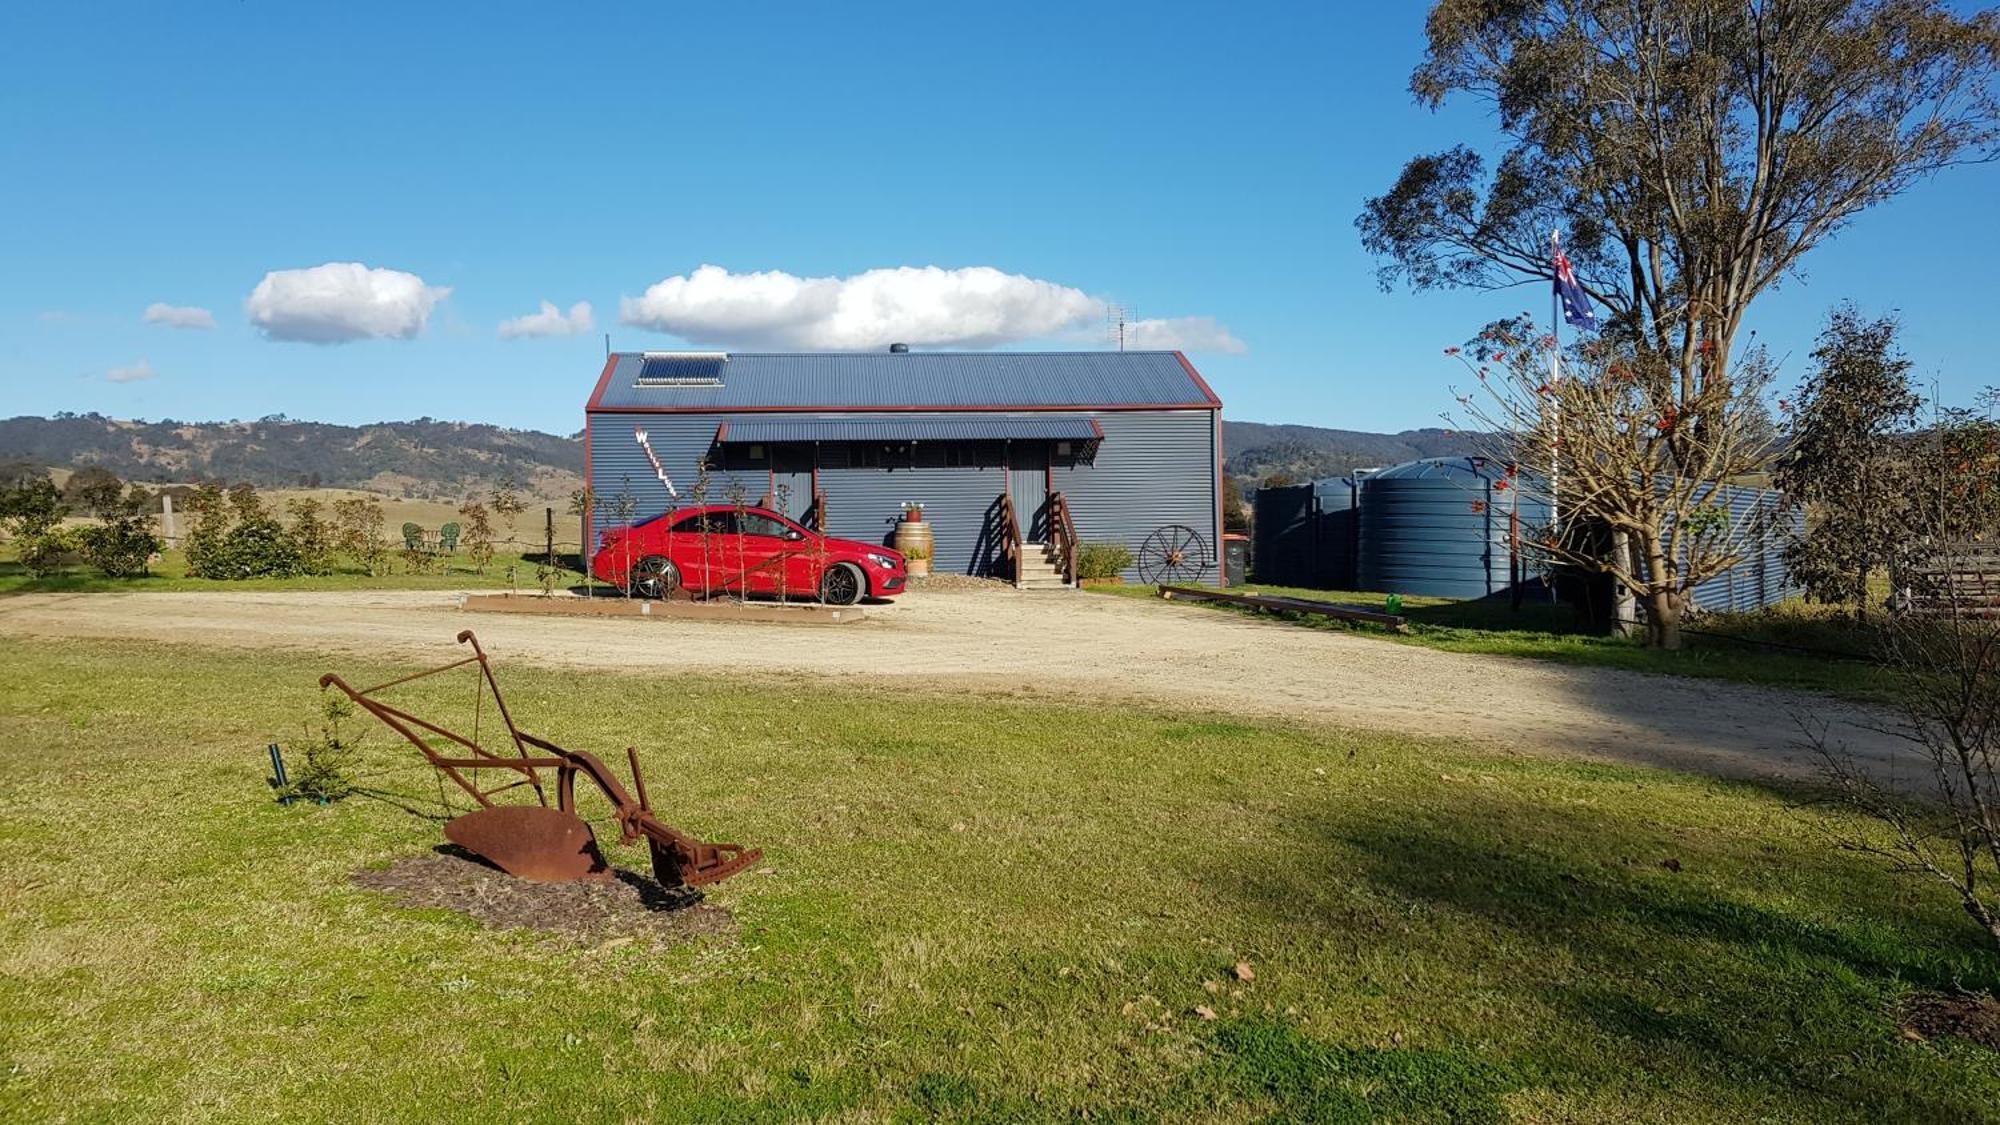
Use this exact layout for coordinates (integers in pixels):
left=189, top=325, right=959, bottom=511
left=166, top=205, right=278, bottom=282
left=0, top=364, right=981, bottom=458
left=714, top=417, right=1105, bottom=444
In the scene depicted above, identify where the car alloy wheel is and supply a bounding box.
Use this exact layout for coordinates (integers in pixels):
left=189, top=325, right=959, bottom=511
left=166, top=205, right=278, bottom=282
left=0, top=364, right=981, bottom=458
left=820, top=562, right=862, bottom=606
left=631, top=555, right=680, bottom=599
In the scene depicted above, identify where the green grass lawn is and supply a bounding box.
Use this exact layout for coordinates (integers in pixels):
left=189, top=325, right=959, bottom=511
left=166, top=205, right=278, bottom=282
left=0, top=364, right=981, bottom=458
left=4, top=638, right=1997, bottom=1121
left=0, top=546, right=555, bottom=595
left=1096, top=582, right=1899, bottom=704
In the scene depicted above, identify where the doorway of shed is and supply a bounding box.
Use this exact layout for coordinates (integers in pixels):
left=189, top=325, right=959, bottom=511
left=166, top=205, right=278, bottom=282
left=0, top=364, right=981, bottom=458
left=1008, top=442, right=1050, bottom=542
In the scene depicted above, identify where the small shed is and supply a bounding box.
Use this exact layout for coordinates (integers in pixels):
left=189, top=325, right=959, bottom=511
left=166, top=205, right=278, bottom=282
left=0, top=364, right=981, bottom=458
left=583, top=348, right=1224, bottom=586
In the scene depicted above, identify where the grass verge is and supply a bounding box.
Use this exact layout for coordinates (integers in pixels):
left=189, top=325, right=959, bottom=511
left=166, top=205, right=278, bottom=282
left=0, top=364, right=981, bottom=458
left=1094, top=582, right=1899, bottom=704
left=0, top=546, right=555, bottom=595
left=3, top=637, right=1997, bottom=1120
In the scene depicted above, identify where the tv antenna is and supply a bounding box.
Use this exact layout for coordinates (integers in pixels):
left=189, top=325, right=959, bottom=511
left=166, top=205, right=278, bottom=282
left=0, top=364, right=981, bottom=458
left=1105, top=304, right=1138, bottom=352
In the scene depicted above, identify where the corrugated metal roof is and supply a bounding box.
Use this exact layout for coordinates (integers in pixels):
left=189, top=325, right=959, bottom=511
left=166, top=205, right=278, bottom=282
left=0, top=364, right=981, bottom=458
left=589, top=350, right=1218, bottom=412
left=717, top=417, right=1104, bottom=444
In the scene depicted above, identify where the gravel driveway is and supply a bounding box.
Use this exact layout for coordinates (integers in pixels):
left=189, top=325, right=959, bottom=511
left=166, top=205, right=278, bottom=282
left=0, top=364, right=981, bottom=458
left=0, top=586, right=1904, bottom=785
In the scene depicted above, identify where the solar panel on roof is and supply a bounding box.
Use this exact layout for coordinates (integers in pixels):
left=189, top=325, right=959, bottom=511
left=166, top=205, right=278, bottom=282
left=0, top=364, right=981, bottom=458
left=636, top=352, right=727, bottom=386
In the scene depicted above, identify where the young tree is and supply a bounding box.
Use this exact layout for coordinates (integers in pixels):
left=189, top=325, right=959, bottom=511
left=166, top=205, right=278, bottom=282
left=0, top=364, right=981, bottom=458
left=1, top=476, right=73, bottom=578
left=1451, top=322, right=1782, bottom=648
left=458, top=500, right=496, bottom=574
left=1361, top=0, right=2000, bottom=645
left=63, top=465, right=126, bottom=518
left=331, top=496, right=389, bottom=576
left=1806, top=405, right=2000, bottom=951
left=285, top=498, right=337, bottom=576
left=489, top=487, right=524, bottom=548
left=1774, top=308, right=1923, bottom=617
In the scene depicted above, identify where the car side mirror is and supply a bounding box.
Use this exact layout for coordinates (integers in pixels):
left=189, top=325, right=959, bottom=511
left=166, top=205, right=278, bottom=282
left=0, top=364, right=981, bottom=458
left=785, top=529, right=805, bottom=541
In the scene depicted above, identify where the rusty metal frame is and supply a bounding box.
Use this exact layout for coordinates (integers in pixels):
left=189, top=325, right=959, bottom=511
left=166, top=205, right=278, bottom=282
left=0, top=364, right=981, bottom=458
left=321, top=631, right=760, bottom=888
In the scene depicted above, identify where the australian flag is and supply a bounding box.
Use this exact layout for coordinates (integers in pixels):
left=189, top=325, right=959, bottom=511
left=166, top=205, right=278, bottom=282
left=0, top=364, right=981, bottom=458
left=1552, top=239, right=1598, bottom=331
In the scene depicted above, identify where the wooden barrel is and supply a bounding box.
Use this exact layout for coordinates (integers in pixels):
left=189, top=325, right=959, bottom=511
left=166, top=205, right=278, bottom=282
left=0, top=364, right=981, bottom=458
left=893, top=519, right=934, bottom=576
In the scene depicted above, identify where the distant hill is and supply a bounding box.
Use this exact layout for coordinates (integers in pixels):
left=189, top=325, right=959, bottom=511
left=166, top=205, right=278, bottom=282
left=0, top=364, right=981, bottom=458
left=0, top=414, right=583, bottom=499
left=0, top=413, right=1484, bottom=499
left=1223, top=420, right=1484, bottom=484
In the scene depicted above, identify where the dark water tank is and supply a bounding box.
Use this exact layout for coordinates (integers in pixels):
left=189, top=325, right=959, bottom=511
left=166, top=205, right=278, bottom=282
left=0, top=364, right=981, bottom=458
left=1356, top=457, right=1550, bottom=599
left=1251, top=476, right=1358, bottom=589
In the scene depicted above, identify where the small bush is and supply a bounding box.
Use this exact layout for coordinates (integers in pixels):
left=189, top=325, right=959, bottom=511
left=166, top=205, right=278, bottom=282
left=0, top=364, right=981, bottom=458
left=78, top=515, right=161, bottom=577
left=15, top=527, right=78, bottom=577
left=285, top=498, right=337, bottom=576
left=278, top=696, right=362, bottom=804
left=1076, top=541, right=1135, bottom=580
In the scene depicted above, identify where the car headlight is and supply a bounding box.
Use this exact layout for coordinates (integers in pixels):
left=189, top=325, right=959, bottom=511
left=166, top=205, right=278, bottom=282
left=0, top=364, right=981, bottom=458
left=864, top=552, right=898, bottom=570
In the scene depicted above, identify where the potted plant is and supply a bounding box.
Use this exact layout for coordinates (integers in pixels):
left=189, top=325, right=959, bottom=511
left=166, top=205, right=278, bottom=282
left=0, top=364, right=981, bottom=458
left=900, top=501, right=926, bottom=523
left=903, top=543, right=932, bottom=578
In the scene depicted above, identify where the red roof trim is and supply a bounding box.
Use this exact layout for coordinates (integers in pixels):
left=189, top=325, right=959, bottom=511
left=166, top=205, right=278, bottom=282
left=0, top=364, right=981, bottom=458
left=585, top=354, right=619, bottom=412
left=716, top=421, right=730, bottom=443
left=586, top=401, right=1217, bottom=415
left=1173, top=351, right=1224, bottom=407
left=1088, top=418, right=1106, bottom=440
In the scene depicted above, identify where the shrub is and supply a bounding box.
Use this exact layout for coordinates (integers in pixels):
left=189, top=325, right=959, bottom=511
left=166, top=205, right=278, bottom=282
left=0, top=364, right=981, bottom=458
left=458, top=501, right=495, bottom=573
left=15, top=527, right=77, bottom=577
left=183, top=483, right=318, bottom=579
left=1, top=477, right=66, bottom=539
left=1076, top=541, right=1135, bottom=581
left=278, top=696, right=361, bottom=804
left=78, top=515, right=161, bottom=577
left=332, top=497, right=389, bottom=576
left=285, top=498, right=337, bottom=576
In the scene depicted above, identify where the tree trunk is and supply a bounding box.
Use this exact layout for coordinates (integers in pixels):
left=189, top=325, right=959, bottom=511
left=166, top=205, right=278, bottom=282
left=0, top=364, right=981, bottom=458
left=1645, top=589, right=1683, bottom=650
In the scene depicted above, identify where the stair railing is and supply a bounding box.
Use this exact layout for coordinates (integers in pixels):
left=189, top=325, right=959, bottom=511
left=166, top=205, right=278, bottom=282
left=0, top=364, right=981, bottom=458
left=998, top=491, right=1023, bottom=583
left=1048, top=491, right=1079, bottom=586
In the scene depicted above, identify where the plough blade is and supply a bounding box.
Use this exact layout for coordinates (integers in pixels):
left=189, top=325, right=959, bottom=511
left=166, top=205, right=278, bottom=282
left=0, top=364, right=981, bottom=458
left=650, top=837, right=763, bottom=888
left=446, top=805, right=612, bottom=883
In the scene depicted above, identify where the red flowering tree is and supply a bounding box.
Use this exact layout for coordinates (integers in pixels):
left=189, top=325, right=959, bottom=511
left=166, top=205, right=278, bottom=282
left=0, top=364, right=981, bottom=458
left=1450, top=318, right=1782, bottom=648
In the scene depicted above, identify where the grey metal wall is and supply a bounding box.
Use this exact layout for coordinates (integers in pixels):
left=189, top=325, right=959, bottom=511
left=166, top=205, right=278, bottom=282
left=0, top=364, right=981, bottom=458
left=1684, top=484, right=1804, bottom=613
left=587, top=408, right=1220, bottom=583
left=1056, top=410, right=1220, bottom=583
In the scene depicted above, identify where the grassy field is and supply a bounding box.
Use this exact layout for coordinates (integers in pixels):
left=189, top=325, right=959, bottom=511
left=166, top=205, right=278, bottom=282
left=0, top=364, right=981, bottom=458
left=4, top=638, right=1997, bottom=1121
left=1096, top=582, right=1897, bottom=704
left=0, top=546, right=566, bottom=595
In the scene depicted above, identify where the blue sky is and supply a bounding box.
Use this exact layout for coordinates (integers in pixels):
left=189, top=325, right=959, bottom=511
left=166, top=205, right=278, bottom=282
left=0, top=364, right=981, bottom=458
left=2, top=2, right=1995, bottom=435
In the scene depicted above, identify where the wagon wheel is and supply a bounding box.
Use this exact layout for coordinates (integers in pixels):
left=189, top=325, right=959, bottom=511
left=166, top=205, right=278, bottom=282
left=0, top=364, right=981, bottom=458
left=1137, top=524, right=1211, bottom=586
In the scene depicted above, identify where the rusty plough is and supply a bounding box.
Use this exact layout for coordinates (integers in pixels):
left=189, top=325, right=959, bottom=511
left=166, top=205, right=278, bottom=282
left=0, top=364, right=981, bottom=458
left=320, top=631, right=760, bottom=890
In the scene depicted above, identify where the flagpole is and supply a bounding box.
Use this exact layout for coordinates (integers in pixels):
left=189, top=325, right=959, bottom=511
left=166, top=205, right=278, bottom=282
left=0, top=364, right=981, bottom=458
left=1549, top=230, right=1562, bottom=536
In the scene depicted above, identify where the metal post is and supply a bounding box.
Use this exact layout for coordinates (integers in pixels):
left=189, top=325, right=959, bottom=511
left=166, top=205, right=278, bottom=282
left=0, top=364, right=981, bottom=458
left=544, top=507, right=554, bottom=565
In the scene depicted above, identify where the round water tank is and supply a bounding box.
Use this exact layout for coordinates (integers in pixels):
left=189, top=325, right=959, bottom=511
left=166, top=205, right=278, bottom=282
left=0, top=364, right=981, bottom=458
left=1356, top=457, right=1549, bottom=599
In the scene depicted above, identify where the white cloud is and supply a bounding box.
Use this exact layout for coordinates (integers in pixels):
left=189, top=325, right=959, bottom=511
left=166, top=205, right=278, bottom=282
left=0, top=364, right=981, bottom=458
left=499, top=299, right=594, bottom=339
left=1121, top=315, right=1248, bottom=355
left=106, top=360, right=156, bottom=383
left=620, top=264, right=1122, bottom=350
left=143, top=302, right=217, bottom=330
left=244, top=262, right=451, bottom=344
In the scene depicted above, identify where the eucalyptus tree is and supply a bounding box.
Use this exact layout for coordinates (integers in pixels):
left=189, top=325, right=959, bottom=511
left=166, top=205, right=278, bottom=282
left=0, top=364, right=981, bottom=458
left=1360, top=0, right=2000, bottom=645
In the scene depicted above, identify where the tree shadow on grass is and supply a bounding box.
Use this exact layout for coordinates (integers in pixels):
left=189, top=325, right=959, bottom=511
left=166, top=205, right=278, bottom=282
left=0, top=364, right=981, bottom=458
left=1214, top=786, right=2000, bottom=1122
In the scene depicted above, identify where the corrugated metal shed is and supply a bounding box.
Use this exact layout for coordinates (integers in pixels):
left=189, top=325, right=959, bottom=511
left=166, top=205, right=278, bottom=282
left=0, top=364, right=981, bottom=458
left=716, top=417, right=1103, bottom=444
left=589, top=351, right=1219, bottom=412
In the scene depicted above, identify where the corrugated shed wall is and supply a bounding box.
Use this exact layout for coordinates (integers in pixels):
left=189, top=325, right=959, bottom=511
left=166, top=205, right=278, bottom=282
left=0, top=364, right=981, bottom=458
left=1057, top=410, right=1220, bottom=583
left=588, top=408, right=1220, bottom=583
left=1684, top=483, right=1805, bottom=612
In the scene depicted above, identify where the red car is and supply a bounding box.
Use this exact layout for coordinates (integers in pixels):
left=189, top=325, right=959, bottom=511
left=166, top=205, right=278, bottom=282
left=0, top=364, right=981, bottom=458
left=593, top=504, right=907, bottom=604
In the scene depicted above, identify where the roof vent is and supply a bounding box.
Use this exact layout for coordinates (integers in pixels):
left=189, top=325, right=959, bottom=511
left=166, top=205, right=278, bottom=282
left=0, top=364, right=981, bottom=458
left=888, top=342, right=909, bottom=354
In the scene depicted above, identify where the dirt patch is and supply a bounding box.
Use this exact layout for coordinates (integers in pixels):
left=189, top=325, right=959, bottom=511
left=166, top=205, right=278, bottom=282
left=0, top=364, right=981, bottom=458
left=352, top=851, right=735, bottom=948
left=1899, top=990, right=2000, bottom=1049
left=905, top=573, right=1011, bottom=592
left=0, top=586, right=1911, bottom=786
